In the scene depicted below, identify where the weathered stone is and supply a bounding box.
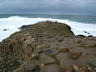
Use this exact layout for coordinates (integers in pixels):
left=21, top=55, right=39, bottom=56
left=39, top=55, right=56, bottom=64
left=74, top=39, right=82, bottom=43
left=82, top=41, right=96, bottom=48
left=40, top=64, right=59, bottom=72
left=72, top=64, right=79, bottom=72
left=83, top=44, right=96, bottom=48
left=56, top=53, right=68, bottom=61
left=70, top=47, right=85, bottom=52
left=55, top=36, right=63, bottom=42
left=13, top=67, right=24, bottom=72
left=33, top=60, right=40, bottom=66
left=60, top=58, right=74, bottom=69
left=60, top=67, right=72, bottom=72
left=75, top=53, right=94, bottom=66
left=0, top=21, right=96, bottom=72
left=59, top=48, right=69, bottom=52
left=31, top=53, right=39, bottom=59
left=69, top=51, right=82, bottom=60
left=56, top=53, right=74, bottom=70
left=79, top=67, right=89, bottom=72
left=25, top=63, right=35, bottom=72
left=89, top=60, right=96, bottom=67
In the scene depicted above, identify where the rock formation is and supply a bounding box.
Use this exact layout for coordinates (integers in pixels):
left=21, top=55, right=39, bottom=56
left=0, top=21, right=96, bottom=72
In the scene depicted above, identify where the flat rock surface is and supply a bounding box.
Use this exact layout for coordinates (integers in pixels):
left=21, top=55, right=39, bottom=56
left=39, top=55, right=56, bottom=64
left=40, top=64, right=59, bottom=72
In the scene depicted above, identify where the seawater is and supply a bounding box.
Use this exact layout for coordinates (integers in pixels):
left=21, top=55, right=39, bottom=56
left=0, top=14, right=96, bottom=42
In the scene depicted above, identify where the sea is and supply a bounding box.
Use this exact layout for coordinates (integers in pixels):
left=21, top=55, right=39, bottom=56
left=0, top=14, right=96, bottom=42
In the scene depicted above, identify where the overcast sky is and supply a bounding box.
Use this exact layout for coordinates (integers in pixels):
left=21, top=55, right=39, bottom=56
left=0, top=0, right=96, bottom=14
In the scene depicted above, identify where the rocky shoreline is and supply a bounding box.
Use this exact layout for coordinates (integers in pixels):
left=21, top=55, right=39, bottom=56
left=0, top=21, right=96, bottom=72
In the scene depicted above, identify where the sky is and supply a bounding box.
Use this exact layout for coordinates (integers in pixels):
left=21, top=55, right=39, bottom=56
left=0, top=0, right=96, bottom=15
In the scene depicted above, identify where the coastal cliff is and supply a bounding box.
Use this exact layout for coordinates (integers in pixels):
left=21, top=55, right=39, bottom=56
left=0, top=21, right=96, bottom=72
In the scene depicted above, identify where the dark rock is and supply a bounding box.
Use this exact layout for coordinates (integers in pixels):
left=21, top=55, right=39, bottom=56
left=44, top=49, right=53, bottom=55
left=77, top=35, right=86, bottom=38
left=20, top=25, right=32, bottom=30
left=84, top=31, right=87, bottom=33
left=3, top=29, right=8, bottom=31
left=87, top=35, right=93, bottom=37
left=66, top=25, right=71, bottom=30
left=84, top=31, right=90, bottom=34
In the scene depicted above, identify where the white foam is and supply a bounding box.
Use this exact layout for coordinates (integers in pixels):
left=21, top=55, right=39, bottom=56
left=0, top=16, right=96, bottom=42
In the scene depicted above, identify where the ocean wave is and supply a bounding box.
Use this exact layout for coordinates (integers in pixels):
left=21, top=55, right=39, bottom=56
left=0, top=16, right=96, bottom=42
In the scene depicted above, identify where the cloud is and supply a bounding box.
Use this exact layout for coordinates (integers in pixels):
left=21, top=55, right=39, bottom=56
left=0, top=0, right=96, bottom=14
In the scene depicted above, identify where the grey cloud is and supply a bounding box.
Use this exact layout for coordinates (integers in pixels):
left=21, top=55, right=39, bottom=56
left=0, top=0, right=96, bottom=14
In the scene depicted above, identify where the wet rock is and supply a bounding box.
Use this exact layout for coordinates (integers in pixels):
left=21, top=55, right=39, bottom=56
left=84, top=31, right=90, bottom=34
left=77, top=35, right=86, bottom=38
left=84, top=31, right=88, bottom=33
left=20, top=25, right=32, bottom=30
left=66, top=25, right=71, bottom=30
left=40, top=64, right=59, bottom=72
left=3, top=29, right=8, bottom=31
left=44, top=48, right=53, bottom=55
left=87, top=35, right=93, bottom=37
left=44, top=48, right=59, bottom=55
